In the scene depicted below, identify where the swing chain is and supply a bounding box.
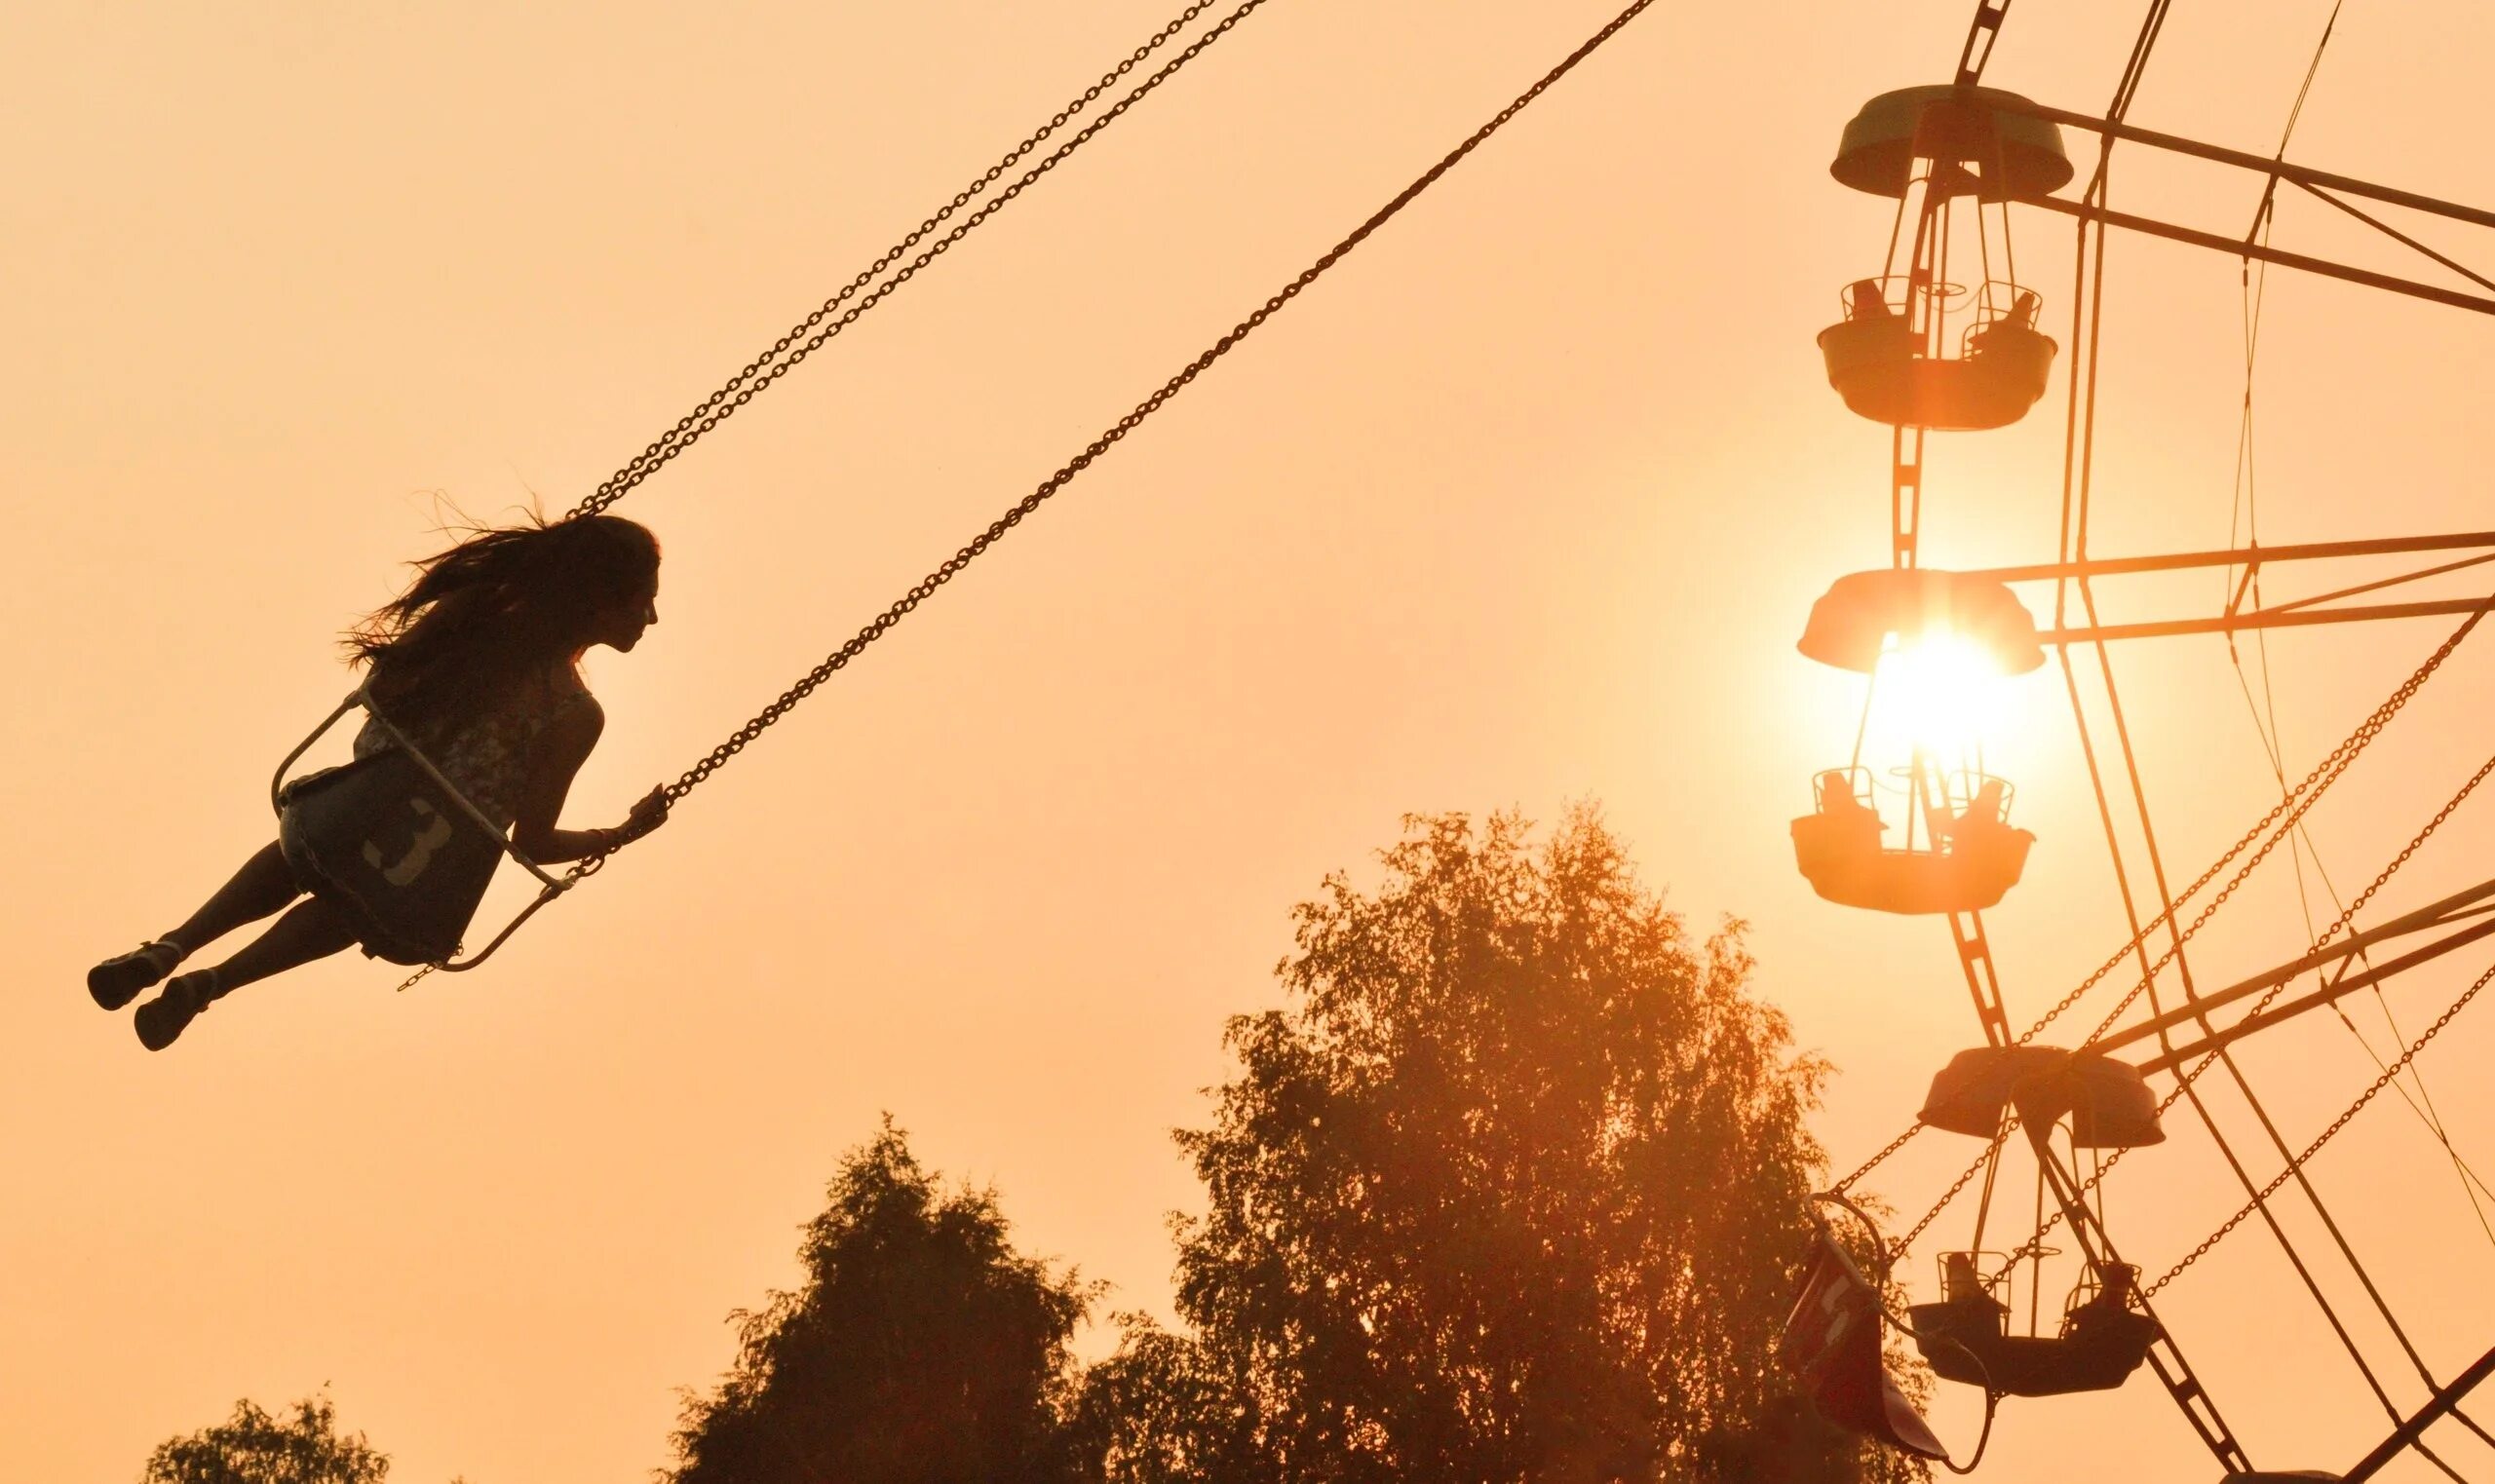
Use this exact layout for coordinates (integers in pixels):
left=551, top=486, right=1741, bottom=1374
left=568, top=0, right=1256, bottom=521
left=625, top=0, right=1664, bottom=808
left=1894, top=1121, right=2019, bottom=1256
left=2143, top=955, right=2495, bottom=1299
left=1975, top=742, right=2495, bottom=1281
left=1834, top=1121, right=1933, bottom=1196
left=2019, top=610, right=2479, bottom=1047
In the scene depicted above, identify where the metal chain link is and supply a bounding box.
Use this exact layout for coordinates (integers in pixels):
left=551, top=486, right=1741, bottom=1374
left=1974, top=734, right=2495, bottom=1283
left=2070, top=621, right=2477, bottom=1046
left=1834, top=1121, right=1937, bottom=1197
left=2035, top=612, right=2480, bottom=1047
left=1829, top=614, right=2481, bottom=1193
left=565, top=0, right=1250, bottom=520
left=565, top=0, right=1665, bottom=849
left=1895, top=1122, right=2019, bottom=1255
left=2144, top=956, right=2495, bottom=1298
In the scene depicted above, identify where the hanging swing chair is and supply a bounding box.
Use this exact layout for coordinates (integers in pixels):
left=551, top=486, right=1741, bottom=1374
left=1797, top=566, right=2046, bottom=677
left=1791, top=765, right=2034, bottom=915
left=1904, top=1045, right=2165, bottom=1398
left=1819, top=278, right=2058, bottom=432
left=1818, top=85, right=2070, bottom=432
left=1909, top=1254, right=2160, bottom=1397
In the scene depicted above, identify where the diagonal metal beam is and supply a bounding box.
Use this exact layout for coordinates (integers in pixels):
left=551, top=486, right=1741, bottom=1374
left=2026, top=193, right=2495, bottom=315
left=2042, top=593, right=2495, bottom=646
left=1991, top=95, right=2495, bottom=232
left=2342, top=1342, right=2495, bottom=1482
left=2095, top=877, right=2495, bottom=1060
left=2130, top=916, right=2495, bottom=1076
left=1967, top=532, right=2495, bottom=586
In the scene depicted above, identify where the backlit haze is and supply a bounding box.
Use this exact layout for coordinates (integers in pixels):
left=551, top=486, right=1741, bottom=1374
left=9, top=3, right=2494, bottom=1479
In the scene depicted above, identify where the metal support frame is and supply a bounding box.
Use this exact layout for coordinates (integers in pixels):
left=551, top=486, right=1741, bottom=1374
left=1982, top=95, right=2495, bottom=316
left=2043, top=593, right=2495, bottom=646
left=1950, top=907, right=2013, bottom=1048
left=2019, top=1123, right=2252, bottom=1472
left=1967, top=532, right=2495, bottom=586
left=2085, top=876, right=2495, bottom=1071
left=1951, top=532, right=2495, bottom=646
left=2029, top=195, right=2495, bottom=316
left=2342, top=1343, right=2495, bottom=1482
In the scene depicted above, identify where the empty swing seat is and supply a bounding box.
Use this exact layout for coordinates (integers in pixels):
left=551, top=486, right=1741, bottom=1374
left=1818, top=314, right=2057, bottom=432
left=1910, top=1286, right=2159, bottom=1396
left=1920, top=1046, right=2166, bottom=1148
left=1791, top=772, right=2034, bottom=916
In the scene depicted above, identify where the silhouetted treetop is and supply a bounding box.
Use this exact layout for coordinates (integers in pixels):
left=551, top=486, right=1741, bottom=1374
left=670, top=1117, right=1096, bottom=1484
left=141, top=1395, right=390, bottom=1484
left=1164, top=808, right=1917, bottom=1482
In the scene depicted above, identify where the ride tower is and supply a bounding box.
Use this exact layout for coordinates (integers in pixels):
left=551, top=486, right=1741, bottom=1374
left=1785, top=8, right=2495, bottom=1481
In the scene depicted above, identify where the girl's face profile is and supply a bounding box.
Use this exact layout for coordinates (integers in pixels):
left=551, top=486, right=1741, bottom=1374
left=595, top=568, right=661, bottom=654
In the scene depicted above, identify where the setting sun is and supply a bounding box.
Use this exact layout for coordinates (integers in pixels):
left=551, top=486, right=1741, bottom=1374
left=1865, top=631, right=2014, bottom=769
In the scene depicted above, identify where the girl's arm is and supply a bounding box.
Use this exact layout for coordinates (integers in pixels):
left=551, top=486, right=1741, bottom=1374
left=509, top=703, right=668, bottom=864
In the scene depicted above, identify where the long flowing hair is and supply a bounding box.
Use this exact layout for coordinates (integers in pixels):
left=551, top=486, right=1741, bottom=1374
left=346, top=514, right=661, bottom=724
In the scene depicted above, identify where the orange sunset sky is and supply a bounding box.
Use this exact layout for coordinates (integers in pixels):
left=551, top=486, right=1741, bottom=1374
left=10, top=2, right=2495, bottom=1480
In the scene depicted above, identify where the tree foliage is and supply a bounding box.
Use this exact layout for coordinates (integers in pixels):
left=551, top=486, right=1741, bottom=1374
left=1064, top=1313, right=1269, bottom=1484
left=669, top=1118, right=1096, bottom=1484
left=1158, top=809, right=1921, bottom=1482
left=142, top=1395, right=389, bottom=1484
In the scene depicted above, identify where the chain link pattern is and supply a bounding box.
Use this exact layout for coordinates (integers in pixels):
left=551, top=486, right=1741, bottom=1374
left=1975, top=733, right=2495, bottom=1284
left=564, top=0, right=1665, bottom=857
left=2144, top=956, right=2495, bottom=1298
left=1845, top=612, right=2483, bottom=1257
left=2033, top=613, right=2479, bottom=1049
left=1894, top=1123, right=2018, bottom=1256
left=1833, top=1121, right=1935, bottom=1197
left=566, top=0, right=1249, bottom=520
left=2070, top=619, right=2479, bottom=1046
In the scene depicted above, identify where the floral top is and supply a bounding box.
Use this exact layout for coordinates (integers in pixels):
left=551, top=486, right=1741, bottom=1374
left=355, top=666, right=598, bottom=830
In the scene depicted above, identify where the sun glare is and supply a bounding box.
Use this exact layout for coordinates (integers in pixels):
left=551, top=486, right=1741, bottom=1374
left=1868, top=632, right=2008, bottom=765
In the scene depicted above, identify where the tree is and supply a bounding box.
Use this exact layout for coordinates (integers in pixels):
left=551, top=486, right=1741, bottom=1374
left=142, top=1395, right=389, bottom=1484
left=1157, top=809, right=1924, bottom=1483
left=1064, top=1313, right=1270, bottom=1484
left=670, top=1118, right=1096, bottom=1484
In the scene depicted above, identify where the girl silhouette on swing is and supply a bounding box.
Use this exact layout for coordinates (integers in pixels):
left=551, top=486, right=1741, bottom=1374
left=88, top=514, right=671, bottom=1049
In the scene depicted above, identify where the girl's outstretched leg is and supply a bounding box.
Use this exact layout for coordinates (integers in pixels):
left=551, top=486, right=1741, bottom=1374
left=168, top=841, right=305, bottom=957
left=134, top=897, right=360, bottom=1051
left=89, top=842, right=305, bottom=1010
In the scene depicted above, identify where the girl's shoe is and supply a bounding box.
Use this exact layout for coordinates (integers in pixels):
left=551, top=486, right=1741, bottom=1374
left=88, top=941, right=183, bottom=1010
left=134, top=970, right=218, bottom=1051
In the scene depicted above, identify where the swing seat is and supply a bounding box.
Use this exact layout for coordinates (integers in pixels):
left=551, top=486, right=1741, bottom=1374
left=1791, top=809, right=2033, bottom=914
left=1818, top=316, right=2057, bottom=431
left=1920, top=1046, right=2166, bottom=1148
left=1781, top=1235, right=1949, bottom=1459
left=270, top=688, right=572, bottom=971
left=2222, top=1473, right=2343, bottom=1481
left=280, top=748, right=506, bottom=966
left=1908, top=1288, right=2159, bottom=1396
